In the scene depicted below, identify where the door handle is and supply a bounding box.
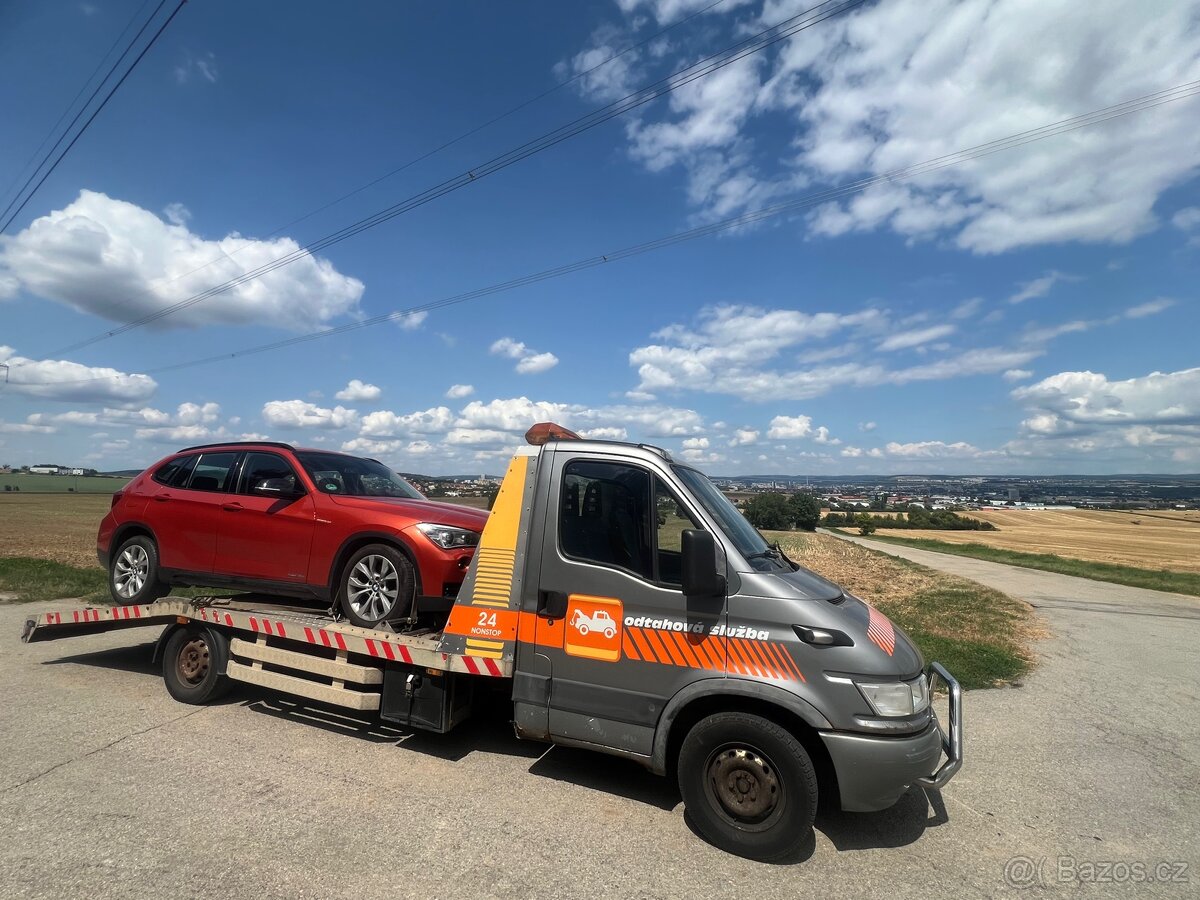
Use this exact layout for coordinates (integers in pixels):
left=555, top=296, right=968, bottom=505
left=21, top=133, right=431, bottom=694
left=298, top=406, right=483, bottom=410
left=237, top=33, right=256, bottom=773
left=153, top=494, right=171, bottom=502
left=538, top=590, right=568, bottom=619
left=221, top=502, right=243, bottom=512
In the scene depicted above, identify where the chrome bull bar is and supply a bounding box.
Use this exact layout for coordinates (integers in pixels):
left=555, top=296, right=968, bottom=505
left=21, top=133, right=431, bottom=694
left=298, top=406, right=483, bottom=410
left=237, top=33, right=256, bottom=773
left=916, top=661, right=962, bottom=789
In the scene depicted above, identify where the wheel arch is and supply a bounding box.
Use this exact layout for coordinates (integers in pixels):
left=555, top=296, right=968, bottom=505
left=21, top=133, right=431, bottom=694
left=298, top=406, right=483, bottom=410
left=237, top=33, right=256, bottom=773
left=652, top=680, right=840, bottom=809
left=327, top=531, right=423, bottom=599
left=111, top=521, right=158, bottom=555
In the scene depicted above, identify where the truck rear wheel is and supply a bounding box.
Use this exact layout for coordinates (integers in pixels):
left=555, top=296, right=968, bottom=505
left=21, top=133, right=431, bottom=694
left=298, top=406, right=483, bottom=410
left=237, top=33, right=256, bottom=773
left=162, top=625, right=232, bottom=704
left=677, top=711, right=817, bottom=861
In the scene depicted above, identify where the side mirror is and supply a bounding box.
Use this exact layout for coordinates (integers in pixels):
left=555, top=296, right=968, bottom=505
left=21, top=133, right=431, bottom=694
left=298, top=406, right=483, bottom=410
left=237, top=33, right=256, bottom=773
left=253, top=477, right=301, bottom=498
left=681, top=529, right=727, bottom=597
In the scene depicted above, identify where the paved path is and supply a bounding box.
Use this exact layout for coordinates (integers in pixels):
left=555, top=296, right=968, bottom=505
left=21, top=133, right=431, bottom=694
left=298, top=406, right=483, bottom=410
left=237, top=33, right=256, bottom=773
left=2, top=543, right=1198, bottom=899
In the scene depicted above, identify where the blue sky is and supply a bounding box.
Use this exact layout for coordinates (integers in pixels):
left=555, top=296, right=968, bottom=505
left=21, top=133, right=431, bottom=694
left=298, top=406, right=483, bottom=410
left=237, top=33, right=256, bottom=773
left=1, top=0, right=1197, bottom=475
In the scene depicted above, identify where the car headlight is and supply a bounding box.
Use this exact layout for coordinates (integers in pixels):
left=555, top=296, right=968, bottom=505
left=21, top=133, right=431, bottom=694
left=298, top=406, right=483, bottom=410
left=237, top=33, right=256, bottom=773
left=415, top=523, right=480, bottom=550
left=856, top=676, right=930, bottom=717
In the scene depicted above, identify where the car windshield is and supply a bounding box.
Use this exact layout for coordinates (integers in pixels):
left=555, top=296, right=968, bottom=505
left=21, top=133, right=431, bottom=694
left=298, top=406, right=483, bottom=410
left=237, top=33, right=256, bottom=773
left=674, top=466, right=791, bottom=572
left=295, top=451, right=424, bottom=499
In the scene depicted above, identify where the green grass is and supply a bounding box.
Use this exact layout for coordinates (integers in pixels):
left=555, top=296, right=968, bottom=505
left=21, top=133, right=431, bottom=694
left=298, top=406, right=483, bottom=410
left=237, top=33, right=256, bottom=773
left=0, top=557, right=109, bottom=602
left=886, top=583, right=1033, bottom=688
left=0, top=557, right=213, bottom=604
left=850, top=532, right=1200, bottom=597
left=1, top=474, right=131, bottom=493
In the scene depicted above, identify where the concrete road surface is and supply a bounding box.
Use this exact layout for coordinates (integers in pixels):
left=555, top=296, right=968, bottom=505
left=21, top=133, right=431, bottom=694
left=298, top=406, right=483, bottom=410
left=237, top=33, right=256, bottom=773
left=2, top=543, right=1198, bottom=899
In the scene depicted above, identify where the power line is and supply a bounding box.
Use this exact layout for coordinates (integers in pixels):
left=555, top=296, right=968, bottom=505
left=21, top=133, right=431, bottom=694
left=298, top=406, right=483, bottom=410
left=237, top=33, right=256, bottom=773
left=0, top=0, right=158, bottom=213
left=0, top=0, right=187, bottom=235
left=14, top=79, right=1197, bottom=388
left=38, top=0, right=865, bottom=356
left=7, top=0, right=730, bottom=329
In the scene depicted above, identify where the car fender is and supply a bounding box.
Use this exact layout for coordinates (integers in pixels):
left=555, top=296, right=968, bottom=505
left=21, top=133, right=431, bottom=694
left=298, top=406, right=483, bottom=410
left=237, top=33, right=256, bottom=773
left=326, top=529, right=422, bottom=596
left=651, top=677, right=833, bottom=775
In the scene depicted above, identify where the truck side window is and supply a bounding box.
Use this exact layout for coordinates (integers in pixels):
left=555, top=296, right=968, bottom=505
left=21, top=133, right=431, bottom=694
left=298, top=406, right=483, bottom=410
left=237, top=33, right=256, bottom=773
left=654, top=478, right=701, bottom=585
left=559, top=461, right=652, bottom=580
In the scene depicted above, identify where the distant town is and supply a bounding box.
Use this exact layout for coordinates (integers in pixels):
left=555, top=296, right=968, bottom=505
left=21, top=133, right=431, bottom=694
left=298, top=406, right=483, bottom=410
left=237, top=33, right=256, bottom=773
left=2, top=463, right=1196, bottom=510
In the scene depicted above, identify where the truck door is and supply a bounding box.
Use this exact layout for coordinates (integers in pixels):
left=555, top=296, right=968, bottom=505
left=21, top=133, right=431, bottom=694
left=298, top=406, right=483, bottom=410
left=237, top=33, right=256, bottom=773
left=536, top=453, right=726, bottom=757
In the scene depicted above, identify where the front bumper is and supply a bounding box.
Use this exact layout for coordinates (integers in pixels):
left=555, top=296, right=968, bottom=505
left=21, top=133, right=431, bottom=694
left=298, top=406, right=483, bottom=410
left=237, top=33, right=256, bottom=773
left=821, top=661, right=963, bottom=812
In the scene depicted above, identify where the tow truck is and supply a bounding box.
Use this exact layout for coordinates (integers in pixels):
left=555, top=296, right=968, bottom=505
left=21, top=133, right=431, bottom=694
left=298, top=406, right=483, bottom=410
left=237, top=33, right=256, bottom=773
left=22, top=423, right=961, bottom=861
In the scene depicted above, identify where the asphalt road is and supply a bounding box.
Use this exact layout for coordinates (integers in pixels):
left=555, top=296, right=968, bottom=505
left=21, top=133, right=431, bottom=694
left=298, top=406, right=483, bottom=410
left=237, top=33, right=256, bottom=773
left=2, top=545, right=1197, bottom=899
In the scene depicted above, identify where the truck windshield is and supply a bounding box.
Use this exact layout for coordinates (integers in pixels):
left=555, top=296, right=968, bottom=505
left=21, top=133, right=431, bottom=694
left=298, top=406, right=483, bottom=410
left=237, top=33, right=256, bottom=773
left=674, top=466, right=791, bottom=572
left=295, top=451, right=424, bottom=499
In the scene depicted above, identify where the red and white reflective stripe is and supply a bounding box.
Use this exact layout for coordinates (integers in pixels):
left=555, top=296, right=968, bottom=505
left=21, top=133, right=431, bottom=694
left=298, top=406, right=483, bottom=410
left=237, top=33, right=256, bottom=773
left=866, top=605, right=896, bottom=656
left=461, top=656, right=503, bottom=677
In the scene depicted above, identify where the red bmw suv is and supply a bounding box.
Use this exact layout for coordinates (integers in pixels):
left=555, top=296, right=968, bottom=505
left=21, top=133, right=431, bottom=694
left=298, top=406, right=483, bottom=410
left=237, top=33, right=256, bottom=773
left=97, top=441, right=489, bottom=628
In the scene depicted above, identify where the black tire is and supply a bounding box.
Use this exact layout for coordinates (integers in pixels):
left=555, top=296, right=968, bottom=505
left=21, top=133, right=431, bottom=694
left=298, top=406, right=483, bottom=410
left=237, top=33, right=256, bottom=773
left=108, top=535, right=169, bottom=605
left=677, top=711, right=818, bottom=861
left=162, top=625, right=232, bottom=704
left=337, top=543, right=415, bottom=628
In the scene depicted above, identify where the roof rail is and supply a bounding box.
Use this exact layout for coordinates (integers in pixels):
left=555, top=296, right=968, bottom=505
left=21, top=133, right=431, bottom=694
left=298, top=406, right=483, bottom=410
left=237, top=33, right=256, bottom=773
left=179, top=440, right=295, bottom=452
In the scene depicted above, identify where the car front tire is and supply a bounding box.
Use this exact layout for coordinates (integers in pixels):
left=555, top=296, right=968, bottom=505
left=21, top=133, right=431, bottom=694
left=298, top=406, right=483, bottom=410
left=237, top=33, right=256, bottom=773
left=338, top=543, right=415, bottom=628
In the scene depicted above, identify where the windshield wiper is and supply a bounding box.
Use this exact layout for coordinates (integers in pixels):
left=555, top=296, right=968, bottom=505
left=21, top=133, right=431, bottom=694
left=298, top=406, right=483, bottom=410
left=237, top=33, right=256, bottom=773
left=745, top=547, right=782, bottom=561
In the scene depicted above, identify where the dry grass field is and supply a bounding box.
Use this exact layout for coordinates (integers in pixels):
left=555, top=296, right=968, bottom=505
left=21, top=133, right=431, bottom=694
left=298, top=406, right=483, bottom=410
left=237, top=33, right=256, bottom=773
left=0, top=494, right=112, bottom=568
left=898, top=508, right=1200, bottom=573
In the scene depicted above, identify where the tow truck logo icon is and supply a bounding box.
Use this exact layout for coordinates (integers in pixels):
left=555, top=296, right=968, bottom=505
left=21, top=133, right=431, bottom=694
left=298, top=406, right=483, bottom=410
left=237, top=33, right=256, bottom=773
left=564, top=595, right=623, bottom=662
left=571, top=608, right=617, bottom=639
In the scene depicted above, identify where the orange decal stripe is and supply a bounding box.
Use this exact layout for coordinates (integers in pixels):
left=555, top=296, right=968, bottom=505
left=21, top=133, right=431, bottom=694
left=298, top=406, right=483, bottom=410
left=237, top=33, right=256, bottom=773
left=773, top=642, right=806, bottom=682
left=728, top=639, right=758, bottom=677
left=749, top=640, right=783, bottom=679
left=622, top=632, right=641, bottom=661
left=629, top=627, right=659, bottom=663
left=761, top=641, right=791, bottom=680
left=688, top=634, right=719, bottom=669
left=641, top=627, right=677, bottom=665
left=741, top=639, right=775, bottom=678
left=668, top=630, right=703, bottom=669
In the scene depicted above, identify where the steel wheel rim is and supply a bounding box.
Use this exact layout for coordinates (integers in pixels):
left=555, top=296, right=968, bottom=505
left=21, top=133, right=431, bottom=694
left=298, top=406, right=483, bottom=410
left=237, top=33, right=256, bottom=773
left=347, top=554, right=401, bottom=622
left=703, top=743, right=785, bottom=831
left=114, top=544, right=149, bottom=598
left=177, top=637, right=210, bottom=685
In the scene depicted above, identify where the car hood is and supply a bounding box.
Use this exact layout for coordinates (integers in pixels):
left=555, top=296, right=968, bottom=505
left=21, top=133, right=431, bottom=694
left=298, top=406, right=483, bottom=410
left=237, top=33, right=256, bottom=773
left=325, top=495, right=489, bottom=530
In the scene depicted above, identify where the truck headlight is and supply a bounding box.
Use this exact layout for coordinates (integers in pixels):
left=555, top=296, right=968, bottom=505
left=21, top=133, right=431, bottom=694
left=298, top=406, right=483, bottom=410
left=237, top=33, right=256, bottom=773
left=415, top=523, right=480, bottom=550
left=856, top=676, right=930, bottom=717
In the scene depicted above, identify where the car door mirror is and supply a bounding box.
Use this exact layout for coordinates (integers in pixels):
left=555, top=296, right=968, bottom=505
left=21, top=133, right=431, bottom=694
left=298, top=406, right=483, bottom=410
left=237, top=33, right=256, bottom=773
left=681, top=529, right=726, bottom=597
left=253, top=477, right=301, bottom=498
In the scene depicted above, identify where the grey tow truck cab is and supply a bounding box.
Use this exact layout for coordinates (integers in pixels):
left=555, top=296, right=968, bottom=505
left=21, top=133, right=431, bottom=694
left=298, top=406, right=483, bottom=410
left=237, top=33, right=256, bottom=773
left=23, top=423, right=961, bottom=861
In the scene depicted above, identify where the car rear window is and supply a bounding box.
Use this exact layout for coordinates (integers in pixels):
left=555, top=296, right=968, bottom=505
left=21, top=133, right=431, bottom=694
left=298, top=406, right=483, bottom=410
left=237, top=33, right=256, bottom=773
left=153, top=454, right=198, bottom=488
left=185, top=452, right=239, bottom=492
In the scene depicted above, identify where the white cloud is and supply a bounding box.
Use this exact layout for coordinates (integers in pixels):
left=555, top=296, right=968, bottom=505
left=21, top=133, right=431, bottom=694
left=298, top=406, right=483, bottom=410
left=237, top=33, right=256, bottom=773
left=1172, top=206, right=1200, bottom=232
left=950, top=297, right=983, bottom=319
left=0, top=345, right=156, bottom=403
left=335, top=379, right=382, bottom=402
left=359, top=407, right=454, bottom=437
left=590, top=0, right=1200, bottom=253
left=812, top=426, right=839, bottom=445
left=1124, top=298, right=1176, bottom=318
left=0, top=191, right=363, bottom=330
left=1002, top=368, right=1033, bottom=382
left=581, top=427, right=628, bottom=440
left=0, top=420, right=55, bottom=434
left=261, top=400, right=358, bottom=430
left=682, top=436, right=710, bottom=449
left=1008, top=271, right=1076, bottom=305
left=490, top=337, right=559, bottom=374
left=767, top=415, right=812, bottom=440
left=728, top=428, right=759, bottom=447
left=858, top=421, right=876, bottom=432
left=397, top=310, right=428, bottom=331
left=877, top=324, right=955, bottom=352
left=1012, top=368, right=1200, bottom=430
left=174, top=50, right=218, bottom=84
left=445, top=384, right=475, bottom=399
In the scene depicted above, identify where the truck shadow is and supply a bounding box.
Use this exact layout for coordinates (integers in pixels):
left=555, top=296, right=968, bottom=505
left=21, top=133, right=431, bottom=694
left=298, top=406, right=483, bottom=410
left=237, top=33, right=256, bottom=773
left=40, top=642, right=160, bottom=675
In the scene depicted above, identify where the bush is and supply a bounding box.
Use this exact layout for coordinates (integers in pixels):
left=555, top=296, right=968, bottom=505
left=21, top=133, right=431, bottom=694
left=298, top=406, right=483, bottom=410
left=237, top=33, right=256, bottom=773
left=855, top=512, right=876, bottom=535
left=743, top=493, right=793, bottom=530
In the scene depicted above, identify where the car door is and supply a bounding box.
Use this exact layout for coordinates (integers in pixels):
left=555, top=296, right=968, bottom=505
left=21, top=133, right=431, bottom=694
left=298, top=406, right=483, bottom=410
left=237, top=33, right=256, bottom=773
left=533, top=452, right=726, bottom=756
left=213, top=451, right=316, bottom=584
left=149, top=451, right=239, bottom=575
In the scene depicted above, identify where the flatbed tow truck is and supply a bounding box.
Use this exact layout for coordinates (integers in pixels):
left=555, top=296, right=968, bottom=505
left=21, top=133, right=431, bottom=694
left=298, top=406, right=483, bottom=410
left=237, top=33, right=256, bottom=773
left=22, top=424, right=961, bottom=861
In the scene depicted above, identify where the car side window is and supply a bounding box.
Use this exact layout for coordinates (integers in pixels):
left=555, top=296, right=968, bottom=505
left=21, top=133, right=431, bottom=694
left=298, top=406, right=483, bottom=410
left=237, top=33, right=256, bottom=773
left=184, top=452, right=238, bottom=493
left=559, top=460, right=652, bottom=580
left=153, top=454, right=197, bottom=488
left=654, top=478, right=701, bottom=586
left=237, top=452, right=301, bottom=495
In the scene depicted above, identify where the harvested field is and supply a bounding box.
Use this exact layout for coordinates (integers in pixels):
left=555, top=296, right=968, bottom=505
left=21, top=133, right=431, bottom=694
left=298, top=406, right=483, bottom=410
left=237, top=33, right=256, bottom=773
left=0, top=494, right=111, bottom=568
left=899, top=508, right=1200, bottom=573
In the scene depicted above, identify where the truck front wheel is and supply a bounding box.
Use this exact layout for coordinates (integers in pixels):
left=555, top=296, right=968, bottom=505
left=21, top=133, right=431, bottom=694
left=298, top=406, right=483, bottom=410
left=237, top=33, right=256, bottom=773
left=677, top=711, right=817, bottom=861
left=162, top=625, right=232, bottom=705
